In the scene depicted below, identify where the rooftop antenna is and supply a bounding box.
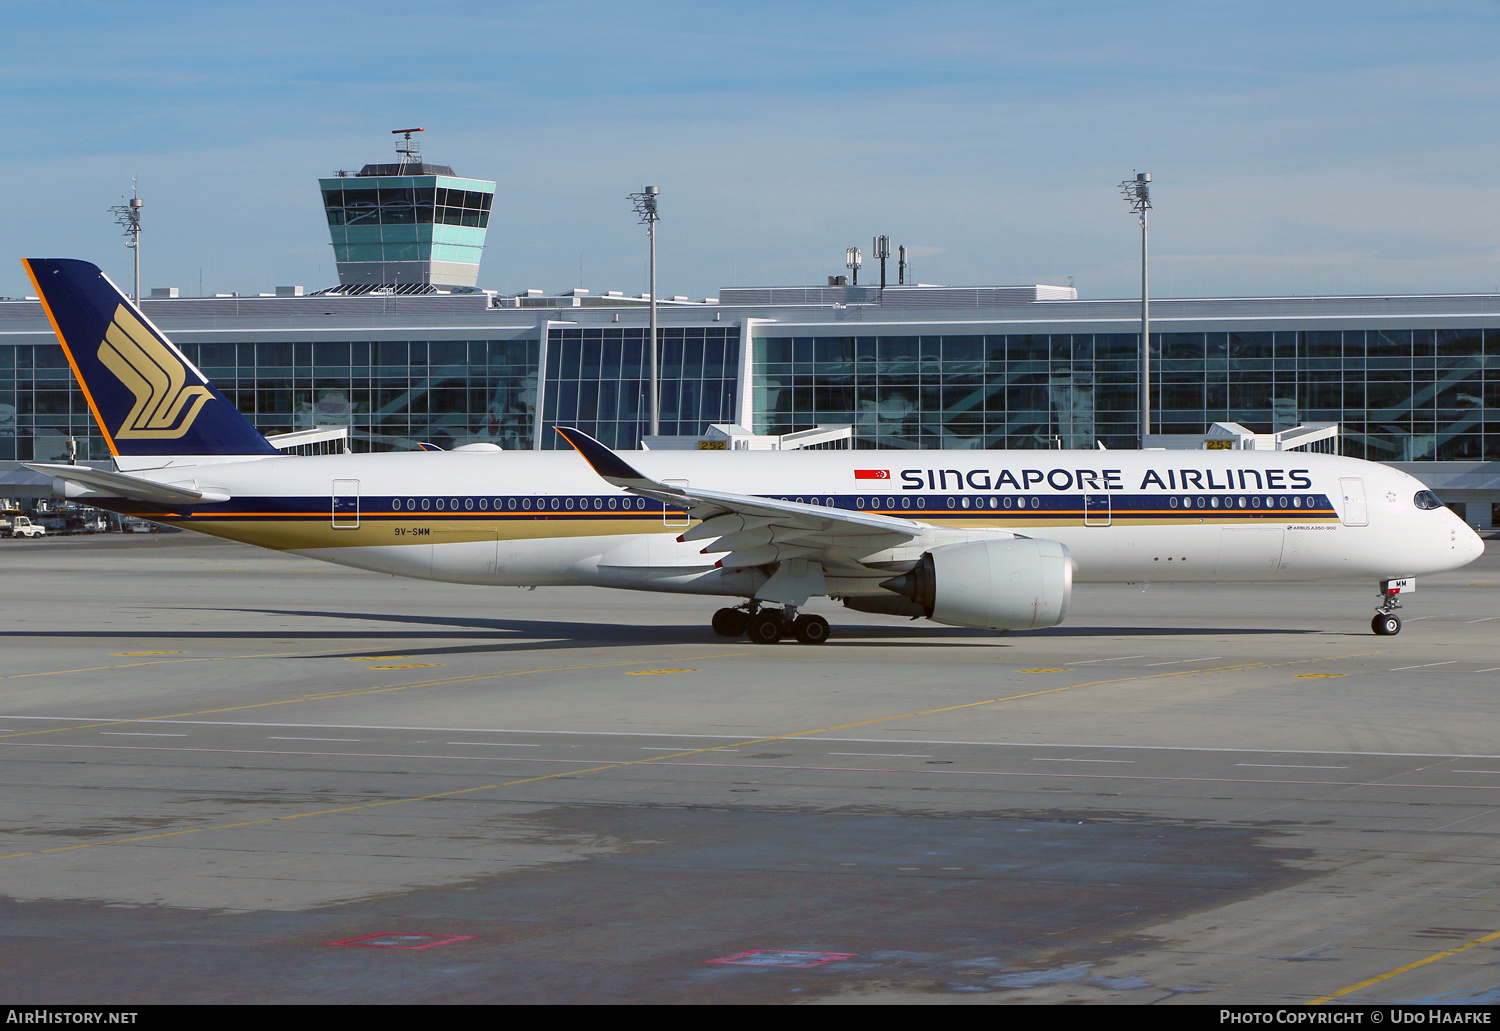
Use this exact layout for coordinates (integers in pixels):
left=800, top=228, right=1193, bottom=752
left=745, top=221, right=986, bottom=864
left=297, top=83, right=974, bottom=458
left=845, top=246, right=862, bottom=287
left=108, top=179, right=143, bottom=303
left=392, top=127, right=424, bottom=171
left=898, top=244, right=907, bottom=285
left=628, top=185, right=661, bottom=438
left=1119, top=170, right=1152, bottom=448
left=873, top=235, right=890, bottom=289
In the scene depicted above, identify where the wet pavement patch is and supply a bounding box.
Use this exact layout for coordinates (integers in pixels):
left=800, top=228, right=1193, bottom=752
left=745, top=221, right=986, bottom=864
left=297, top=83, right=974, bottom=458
left=327, top=933, right=475, bottom=950
left=705, top=950, right=855, bottom=969
left=0, top=804, right=1313, bottom=1004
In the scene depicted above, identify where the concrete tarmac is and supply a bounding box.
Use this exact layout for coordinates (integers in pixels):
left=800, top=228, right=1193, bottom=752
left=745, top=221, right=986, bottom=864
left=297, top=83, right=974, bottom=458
left=0, top=532, right=1498, bottom=1004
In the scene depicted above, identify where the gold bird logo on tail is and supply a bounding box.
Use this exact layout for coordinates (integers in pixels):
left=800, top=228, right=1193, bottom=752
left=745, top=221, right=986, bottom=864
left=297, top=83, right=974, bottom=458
left=96, top=305, right=212, bottom=438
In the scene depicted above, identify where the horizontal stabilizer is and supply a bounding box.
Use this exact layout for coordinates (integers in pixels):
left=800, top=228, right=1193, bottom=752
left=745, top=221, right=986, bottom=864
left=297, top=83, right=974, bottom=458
left=26, top=463, right=230, bottom=505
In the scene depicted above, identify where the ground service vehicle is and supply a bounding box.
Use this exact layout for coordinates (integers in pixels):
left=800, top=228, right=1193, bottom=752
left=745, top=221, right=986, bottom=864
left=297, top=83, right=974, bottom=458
left=5, top=516, right=45, bottom=539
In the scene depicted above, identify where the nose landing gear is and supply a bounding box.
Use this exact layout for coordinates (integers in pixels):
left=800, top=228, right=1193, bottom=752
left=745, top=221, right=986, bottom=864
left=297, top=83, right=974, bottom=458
left=711, top=604, right=830, bottom=644
left=1372, top=579, right=1409, bottom=635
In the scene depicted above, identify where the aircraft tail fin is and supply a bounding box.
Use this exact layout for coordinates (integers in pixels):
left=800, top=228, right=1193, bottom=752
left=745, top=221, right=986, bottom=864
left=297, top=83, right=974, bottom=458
left=22, top=258, right=279, bottom=457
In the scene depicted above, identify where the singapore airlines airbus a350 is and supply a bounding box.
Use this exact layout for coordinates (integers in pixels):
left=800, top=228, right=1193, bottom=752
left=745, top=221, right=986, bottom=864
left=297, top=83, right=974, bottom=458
left=20, top=258, right=1485, bottom=643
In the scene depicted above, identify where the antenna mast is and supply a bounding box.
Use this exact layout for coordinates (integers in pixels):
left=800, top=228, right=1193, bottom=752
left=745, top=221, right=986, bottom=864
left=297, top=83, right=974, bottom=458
left=392, top=127, right=424, bottom=171
left=108, top=180, right=143, bottom=303
left=873, top=235, right=890, bottom=289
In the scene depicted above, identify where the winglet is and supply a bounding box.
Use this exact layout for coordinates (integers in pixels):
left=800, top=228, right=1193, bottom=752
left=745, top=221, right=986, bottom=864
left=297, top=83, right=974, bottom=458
left=554, top=426, right=660, bottom=490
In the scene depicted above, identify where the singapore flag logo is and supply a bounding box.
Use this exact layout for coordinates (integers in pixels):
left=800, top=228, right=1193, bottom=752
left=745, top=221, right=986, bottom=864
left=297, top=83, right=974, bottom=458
left=854, top=469, right=890, bottom=480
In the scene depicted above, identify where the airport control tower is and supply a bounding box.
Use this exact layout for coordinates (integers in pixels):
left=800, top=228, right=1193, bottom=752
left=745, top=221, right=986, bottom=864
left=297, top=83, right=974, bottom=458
left=319, top=129, right=496, bottom=291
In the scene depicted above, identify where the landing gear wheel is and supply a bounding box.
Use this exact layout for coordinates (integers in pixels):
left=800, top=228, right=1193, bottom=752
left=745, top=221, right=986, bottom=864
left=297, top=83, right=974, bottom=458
left=747, top=611, right=785, bottom=645
left=792, top=614, right=830, bottom=644
left=711, top=608, right=749, bottom=637
left=1373, top=613, right=1402, bottom=636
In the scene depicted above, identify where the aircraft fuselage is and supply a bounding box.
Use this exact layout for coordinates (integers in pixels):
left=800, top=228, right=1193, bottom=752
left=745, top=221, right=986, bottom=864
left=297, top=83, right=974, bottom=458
left=93, top=447, right=1482, bottom=598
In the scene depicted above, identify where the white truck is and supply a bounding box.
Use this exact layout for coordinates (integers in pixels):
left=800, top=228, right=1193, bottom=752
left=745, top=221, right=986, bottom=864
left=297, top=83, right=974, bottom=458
left=4, top=516, right=46, bottom=539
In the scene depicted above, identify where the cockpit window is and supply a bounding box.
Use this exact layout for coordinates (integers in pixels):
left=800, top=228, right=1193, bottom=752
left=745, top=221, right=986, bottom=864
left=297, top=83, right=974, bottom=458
left=1414, top=490, right=1445, bottom=511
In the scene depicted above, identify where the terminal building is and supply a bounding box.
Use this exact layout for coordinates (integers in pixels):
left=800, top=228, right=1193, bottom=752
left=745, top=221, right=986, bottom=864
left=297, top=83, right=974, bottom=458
left=2, top=144, right=1497, bottom=529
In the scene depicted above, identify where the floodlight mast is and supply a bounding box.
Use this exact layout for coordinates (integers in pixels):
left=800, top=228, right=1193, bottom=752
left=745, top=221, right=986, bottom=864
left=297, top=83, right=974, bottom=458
left=628, top=186, right=661, bottom=438
left=108, top=179, right=143, bottom=302
left=1120, top=171, right=1153, bottom=448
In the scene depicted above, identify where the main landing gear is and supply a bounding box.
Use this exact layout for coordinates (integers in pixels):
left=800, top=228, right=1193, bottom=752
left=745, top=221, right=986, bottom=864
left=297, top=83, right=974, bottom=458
left=712, top=603, right=830, bottom=645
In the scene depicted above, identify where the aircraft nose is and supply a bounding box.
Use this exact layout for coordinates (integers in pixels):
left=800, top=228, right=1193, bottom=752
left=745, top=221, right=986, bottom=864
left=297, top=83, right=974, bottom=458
left=1461, top=521, right=1487, bottom=564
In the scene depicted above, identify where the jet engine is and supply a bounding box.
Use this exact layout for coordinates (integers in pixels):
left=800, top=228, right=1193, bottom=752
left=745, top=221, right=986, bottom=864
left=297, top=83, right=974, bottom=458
left=879, top=537, right=1072, bottom=630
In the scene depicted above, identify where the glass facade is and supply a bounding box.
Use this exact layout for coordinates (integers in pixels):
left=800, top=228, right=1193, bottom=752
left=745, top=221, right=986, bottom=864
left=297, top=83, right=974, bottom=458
left=0, top=341, right=92, bottom=462
left=0, top=338, right=537, bottom=461
left=539, top=326, right=740, bottom=449
left=1, top=315, right=1497, bottom=466
left=754, top=329, right=1500, bottom=459
left=321, top=183, right=494, bottom=228
left=319, top=174, right=495, bottom=286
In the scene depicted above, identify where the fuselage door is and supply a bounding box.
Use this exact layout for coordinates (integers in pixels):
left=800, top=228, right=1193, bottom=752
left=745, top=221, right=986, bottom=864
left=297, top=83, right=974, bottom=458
left=1338, top=477, right=1368, bottom=527
left=332, top=479, right=360, bottom=529
left=1083, top=493, right=1111, bottom=527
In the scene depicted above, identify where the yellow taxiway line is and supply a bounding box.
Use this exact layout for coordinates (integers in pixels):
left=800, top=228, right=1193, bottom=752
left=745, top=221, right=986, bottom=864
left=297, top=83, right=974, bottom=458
left=1308, top=927, right=1500, bottom=1005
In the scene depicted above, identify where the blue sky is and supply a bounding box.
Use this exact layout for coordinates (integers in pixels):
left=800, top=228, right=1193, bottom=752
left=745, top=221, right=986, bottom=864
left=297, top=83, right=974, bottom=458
left=2, top=1, right=1498, bottom=301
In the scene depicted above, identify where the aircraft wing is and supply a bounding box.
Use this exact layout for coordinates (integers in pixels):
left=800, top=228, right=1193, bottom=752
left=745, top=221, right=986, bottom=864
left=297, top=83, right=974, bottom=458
left=554, top=426, right=921, bottom=569
left=25, top=463, right=230, bottom=505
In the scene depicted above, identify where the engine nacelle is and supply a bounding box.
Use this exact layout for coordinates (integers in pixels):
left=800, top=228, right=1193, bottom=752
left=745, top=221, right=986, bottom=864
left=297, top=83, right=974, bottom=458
left=880, top=537, right=1072, bottom=630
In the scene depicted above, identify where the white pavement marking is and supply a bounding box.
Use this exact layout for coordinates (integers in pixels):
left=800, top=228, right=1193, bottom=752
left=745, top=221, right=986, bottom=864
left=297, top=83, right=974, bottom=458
left=16, top=716, right=1500, bottom=761
left=16, top=740, right=1500, bottom=794
left=267, top=736, right=361, bottom=742
left=1066, top=655, right=1146, bottom=664
left=1034, top=758, right=1135, bottom=763
left=1238, top=764, right=1348, bottom=770
left=1390, top=661, right=1459, bottom=671
left=448, top=742, right=541, bottom=747
left=829, top=752, right=933, bottom=758
left=2, top=742, right=620, bottom=764
left=1451, top=770, right=1500, bottom=775
left=1465, top=617, right=1499, bottom=623
left=1431, top=806, right=1500, bottom=832
left=1145, top=656, right=1222, bottom=666
left=98, top=732, right=187, bottom=737
left=0, top=716, right=762, bottom=739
